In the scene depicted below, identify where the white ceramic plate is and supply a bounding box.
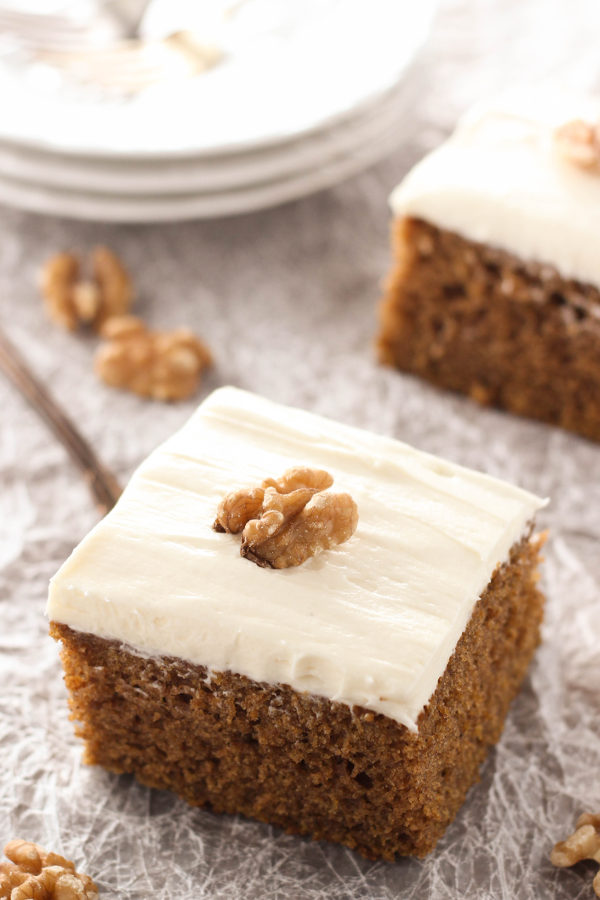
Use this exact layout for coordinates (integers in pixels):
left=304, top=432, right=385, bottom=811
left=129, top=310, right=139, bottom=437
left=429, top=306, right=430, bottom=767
left=0, top=76, right=413, bottom=195
left=0, top=86, right=409, bottom=220
left=0, top=0, right=436, bottom=157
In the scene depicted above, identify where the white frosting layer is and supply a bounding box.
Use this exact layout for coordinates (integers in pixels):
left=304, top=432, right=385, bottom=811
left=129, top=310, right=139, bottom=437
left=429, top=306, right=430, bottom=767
left=47, top=387, right=546, bottom=731
left=390, top=92, right=600, bottom=286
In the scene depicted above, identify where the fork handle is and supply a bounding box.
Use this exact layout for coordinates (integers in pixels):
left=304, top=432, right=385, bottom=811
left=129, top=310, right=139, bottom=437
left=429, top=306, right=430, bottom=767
left=104, top=0, right=153, bottom=39
left=0, top=327, right=121, bottom=515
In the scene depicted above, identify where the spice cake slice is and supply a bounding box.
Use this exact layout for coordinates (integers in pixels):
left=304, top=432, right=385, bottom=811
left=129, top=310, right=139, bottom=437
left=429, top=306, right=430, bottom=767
left=47, top=387, right=547, bottom=859
left=378, top=94, right=600, bottom=442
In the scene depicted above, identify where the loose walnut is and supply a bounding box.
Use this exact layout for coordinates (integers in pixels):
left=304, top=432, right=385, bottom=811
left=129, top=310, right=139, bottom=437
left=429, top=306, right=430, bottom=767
left=40, top=246, right=133, bottom=332
left=550, top=813, right=600, bottom=897
left=555, top=118, right=600, bottom=172
left=0, top=840, right=98, bottom=899
left=94, top=316, right=212, bottom=402
left=214, top=466, right=358, bottom=568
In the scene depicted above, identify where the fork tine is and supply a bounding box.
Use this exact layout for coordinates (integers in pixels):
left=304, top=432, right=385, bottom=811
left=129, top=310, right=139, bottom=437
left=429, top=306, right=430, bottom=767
left=0, top=9, right=85, bottom=35
left=38, top=46, right=170, bottom=91
left=0, top=34, right=96, bottom=53
left=0, top=7, right=108, bottom=52
left=0, top=8, right=75, bottom=26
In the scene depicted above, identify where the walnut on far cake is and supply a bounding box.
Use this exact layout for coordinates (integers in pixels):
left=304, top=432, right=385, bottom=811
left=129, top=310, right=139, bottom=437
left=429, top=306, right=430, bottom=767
left=378, top=93, right=600, bottom=442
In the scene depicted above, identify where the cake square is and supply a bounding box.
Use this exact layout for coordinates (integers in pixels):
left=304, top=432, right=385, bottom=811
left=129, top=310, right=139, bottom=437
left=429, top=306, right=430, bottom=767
left=47, top=387, right=546, bottom=859
left=378, top=94, right=600, bottom=442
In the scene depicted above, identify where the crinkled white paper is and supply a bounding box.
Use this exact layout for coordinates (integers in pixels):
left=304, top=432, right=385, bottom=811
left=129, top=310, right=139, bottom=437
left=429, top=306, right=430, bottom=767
left=2, top=1, right=600, bottom=896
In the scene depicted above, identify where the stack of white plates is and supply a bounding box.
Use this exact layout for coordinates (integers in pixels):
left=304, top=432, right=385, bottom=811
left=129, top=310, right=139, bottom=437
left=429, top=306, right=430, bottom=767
left=0, top=0, right=436, bottom=221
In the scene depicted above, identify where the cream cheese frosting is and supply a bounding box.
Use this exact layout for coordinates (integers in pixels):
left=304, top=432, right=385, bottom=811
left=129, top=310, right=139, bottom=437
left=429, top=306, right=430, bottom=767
left=390, top=92, right=600, bottom=287
left=47, top=387, right=546, bottom=731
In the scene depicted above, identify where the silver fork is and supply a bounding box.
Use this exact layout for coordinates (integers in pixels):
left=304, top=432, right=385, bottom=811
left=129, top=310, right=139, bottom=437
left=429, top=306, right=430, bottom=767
left=39, top=31, right=222, bottom=92
left=0, top=7, right=104, bottom=52
left=0, top=3, right=222, bottom=92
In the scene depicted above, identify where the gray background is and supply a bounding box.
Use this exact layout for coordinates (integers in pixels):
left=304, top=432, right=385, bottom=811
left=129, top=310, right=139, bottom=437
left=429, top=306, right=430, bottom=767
left=2, top=1, right=600, bottom=897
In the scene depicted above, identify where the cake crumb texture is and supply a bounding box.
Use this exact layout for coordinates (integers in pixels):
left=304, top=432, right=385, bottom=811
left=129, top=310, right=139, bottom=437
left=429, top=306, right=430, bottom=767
left=378, top=217, right=600, bottom=442
left=50, top=535, right=544, bottom=860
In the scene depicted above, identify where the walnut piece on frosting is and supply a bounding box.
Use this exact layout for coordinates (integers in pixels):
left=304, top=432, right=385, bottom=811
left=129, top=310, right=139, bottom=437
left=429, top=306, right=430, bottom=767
left=550, top=813, right=600, bottom=897
left=555, top=119, right=600, bottom=172
left=40, top=247, right=133, bottom=332
left=214, top=467, right=333, bottom=534
left=95, top=315, right=212, bottom=402
left=0, top=840, right=98, bottom=899
left=214, top=466, right=358, bottom=569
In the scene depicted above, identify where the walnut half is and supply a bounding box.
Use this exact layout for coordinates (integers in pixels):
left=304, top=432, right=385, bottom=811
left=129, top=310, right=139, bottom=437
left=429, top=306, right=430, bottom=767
left=94, top=316, right=212, bottom=402
left=40, top=246, right=133, bottom=332
left=554, top=118, right=600, bottom=172
left=214, top=466, right=358, bottom=568
left=550, top=813, right=600, bottom=897
left=0, top=840, right=98, bottom=899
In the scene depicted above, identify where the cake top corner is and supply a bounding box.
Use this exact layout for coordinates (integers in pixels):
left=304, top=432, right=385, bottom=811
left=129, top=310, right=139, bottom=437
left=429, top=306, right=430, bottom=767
left=390, top=89, right=600, bottom=286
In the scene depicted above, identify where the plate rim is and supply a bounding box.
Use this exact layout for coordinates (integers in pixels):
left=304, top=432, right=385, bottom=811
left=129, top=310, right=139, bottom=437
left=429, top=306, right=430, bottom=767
left=0, top=77, right=414, bottom=194
left=0, top=97, right=408, bottom=221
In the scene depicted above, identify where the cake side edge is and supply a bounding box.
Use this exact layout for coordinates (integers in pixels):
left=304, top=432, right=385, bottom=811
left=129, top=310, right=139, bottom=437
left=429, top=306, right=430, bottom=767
left=377, top=215, right=600, bottom=441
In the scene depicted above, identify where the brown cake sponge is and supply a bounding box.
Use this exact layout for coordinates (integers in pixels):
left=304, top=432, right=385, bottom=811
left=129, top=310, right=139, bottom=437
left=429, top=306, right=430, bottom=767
left=50, top=532, right=545, bottom=860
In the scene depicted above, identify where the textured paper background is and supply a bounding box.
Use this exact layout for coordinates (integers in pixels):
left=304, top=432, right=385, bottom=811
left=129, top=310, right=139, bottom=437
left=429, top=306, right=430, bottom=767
left=1, top=1, right=600, bottom=896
